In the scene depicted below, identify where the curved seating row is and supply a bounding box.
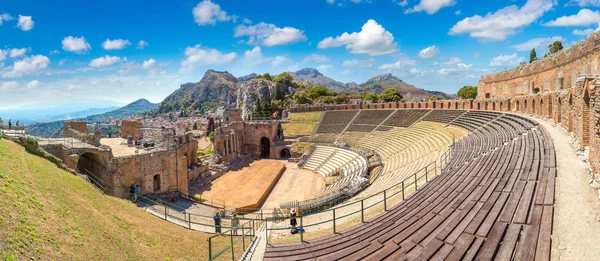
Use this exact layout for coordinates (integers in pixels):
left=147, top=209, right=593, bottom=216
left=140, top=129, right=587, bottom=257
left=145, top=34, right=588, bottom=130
left=267, top=111, right=555, bottom=261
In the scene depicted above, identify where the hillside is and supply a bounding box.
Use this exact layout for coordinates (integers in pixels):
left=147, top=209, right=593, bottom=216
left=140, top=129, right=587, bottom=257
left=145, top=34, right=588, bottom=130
left=48, top=107, right=120, bottom=121
left=289, top=68, right=352, bottom=92
left=356, top=73, right=437, bottom=102
left=155, top=70, right=237, bottom=114
left=0, top=138, right=221, bottom=260
left=26, top=99, right=157, bottom=137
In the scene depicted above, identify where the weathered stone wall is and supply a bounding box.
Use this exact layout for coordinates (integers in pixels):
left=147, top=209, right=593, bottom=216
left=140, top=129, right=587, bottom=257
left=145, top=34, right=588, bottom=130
left=120, top=120, right=142, bottom=139
left=64, top=121, right=88, bottom=135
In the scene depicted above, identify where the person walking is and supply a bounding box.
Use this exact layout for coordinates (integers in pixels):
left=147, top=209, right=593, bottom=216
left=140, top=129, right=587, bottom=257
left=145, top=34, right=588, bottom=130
left=231, top=213, right=239, bottom=236
left=290, top=208, right=298, bottom=228
left=133, top=185, right=140, bottom=203
left=129, top=184, right=135, bottom=202
left=213, top=212, right=222, bottom=233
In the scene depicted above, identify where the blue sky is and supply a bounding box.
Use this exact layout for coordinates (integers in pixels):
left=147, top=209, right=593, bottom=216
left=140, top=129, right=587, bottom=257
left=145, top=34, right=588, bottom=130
left=1, top=0, right=599, bottom=108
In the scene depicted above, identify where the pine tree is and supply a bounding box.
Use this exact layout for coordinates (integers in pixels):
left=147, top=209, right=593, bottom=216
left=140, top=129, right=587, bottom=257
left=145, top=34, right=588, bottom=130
left=529, top=48, right=537, bottom=63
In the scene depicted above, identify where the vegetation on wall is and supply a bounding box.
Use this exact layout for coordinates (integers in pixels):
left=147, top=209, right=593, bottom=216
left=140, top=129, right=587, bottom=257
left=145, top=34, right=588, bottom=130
left=457, top=85, right=478, bottom=99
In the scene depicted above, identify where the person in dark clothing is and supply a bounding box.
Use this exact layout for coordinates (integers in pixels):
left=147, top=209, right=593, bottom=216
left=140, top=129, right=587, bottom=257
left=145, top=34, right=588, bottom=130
left=290, top=208, right=298, bottom=228
left=129, top=184, right=135, bottom=202
left=214, top=211, right=222, bottom=233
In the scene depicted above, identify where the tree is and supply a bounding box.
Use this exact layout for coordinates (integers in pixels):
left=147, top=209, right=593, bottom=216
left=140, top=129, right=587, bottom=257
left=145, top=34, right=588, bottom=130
left=334, top=95, right=349, bottom=104
left=379, top=88, right=403, bottom=102
left=529, top=48, right=537, bottom=63
left=429, top=97, right=438, bottom=101
left=255, top=73, right=273, bottom=81
left=274, top=85, right=283, bottom=100
left=209, top=131, right=215, bottom=143
left=273, top=72, right=294, bottom=85
left=320, top=96, right=334, bottom=104
left=548, top=41, right=563, bottom=55
left=293, top=91, right=311, bottom=104
left=307, top=86, right=329, bottom=99
left=457, top=85, right=478, bottom=99
left=193, top=122, right=198, bottom=130
left=363, top=92, right=378, bottom=102
left=8, top=119, right=12, bottom=129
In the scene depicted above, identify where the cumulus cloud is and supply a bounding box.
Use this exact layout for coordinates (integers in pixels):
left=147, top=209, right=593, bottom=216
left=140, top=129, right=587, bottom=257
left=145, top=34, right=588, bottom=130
left=544, top=9, right=600, bottom=27
left=9, top=48, right=28, bottom=58
left=405, top=0, right=456, bottom=15
left=137, top=40, right=149, bottom=49
left=569, top=0, right=600, bottom=7
left=489, top=53, right=524, bottom=67
left=377, top=57, right=416, bottom=70
left=317, top=64, right=333, bottom=73
left=16, top=15, right=34, bottom=31
left=437, top=62, right=472, bottom=75
left=142, top=58, right=157, bottom=69
left=181, top=44, right=237, bottom=68
left=102, top=39, right=131, bottom=50
left=0, top=14, right=13, bottom=26
left=89, top=55, right=124, bottom=68
left=342, top=58, right=376, bottom=68
left=242, top=46, right=293, bottom=67
left=1, top=55, right=51, bottom=78
left=0, top=81, right=18, bottom=90
left=449, top=0, right=555, bottom=41
left=0, top=50, right=7, bottom=61
left=418, top=45, right=440, bottom=59
left=234, top=22, right=307, bottom=46
left=318, top=19, right=397, bottom=56
left=193, top=0, right=231, bottom=25
left=302, top=54, right=330, bottom=63
left=62, top=36, right=92, bottom=54
left=511, top=36, right=566, bottom=51
left=27, top=80, right=41, bottom=89
left=395, top=0, right=408, bottom=7
left=573, top=25, right=600, bottom=35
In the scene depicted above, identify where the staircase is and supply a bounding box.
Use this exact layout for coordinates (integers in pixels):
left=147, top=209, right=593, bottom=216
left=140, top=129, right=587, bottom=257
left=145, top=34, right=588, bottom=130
left=240, top=223, right=268, bottom=261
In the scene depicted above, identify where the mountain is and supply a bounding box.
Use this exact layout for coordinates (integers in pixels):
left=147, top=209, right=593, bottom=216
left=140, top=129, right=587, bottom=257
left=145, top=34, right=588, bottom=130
left=48, top=107, right=120, bottom=121
left=26, top=99, right=157, bottom=137
left=421, top=89, right=455, bottom=100
left=0, top=101, right=124, bottom=125
left=356, top=73, right=438, bottom=102
left=238, top=73, right=257, bottom=82
left=155, top=70, right=238, bottom=114
left=289, top=68, right=354, bottom=92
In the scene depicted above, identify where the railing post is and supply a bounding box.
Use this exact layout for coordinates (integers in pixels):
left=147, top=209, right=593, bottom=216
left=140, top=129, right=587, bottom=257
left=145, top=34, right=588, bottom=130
left=333, top=208, right=337, bottom=234
left=425, top=166, right=428, bottom=182
left=300, top=216, right=304, bottom=244
left=230, top=230, right=235, bottom=260
left=164, top=205, right=168, bottom=220
left=188, top=213, right=191, bottom=229
left=402, top=182, right=405, bottom=201
left=360, top=200, right=365, bottom=223
left=208, top=237, right=212, bottom=260
left=383, top=190, right=387, bottom=211
left=414, top=174, right=418, bottom=190
left=242, top=224, right=246, bottom=251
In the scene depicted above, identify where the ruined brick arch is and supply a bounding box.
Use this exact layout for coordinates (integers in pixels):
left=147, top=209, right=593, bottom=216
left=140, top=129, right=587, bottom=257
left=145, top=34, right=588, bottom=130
left=476, top=102, right=481, bottom=110
left=260, top=137, right=270, bottom=158
left=540, top=98, right=544, bottom=117
left=499, top=101, right=503, bottom=111
left=568, top=94, right=574, bottom=131
left=582, top=88, right=591, bottom=145
left=532, top=98, right=537, bottom=115
left=492, top=101, right=496, bottom=111
left=557, top=97, right=562, bottom=123
left=516, top=100, right=520, bottom=112
left=524, top=100, right=528, bottom=113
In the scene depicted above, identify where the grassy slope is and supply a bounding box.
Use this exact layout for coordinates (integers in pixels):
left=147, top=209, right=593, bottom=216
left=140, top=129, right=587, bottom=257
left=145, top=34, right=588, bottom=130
left=0, top=139, right=216, bottom=260
left=282, top=112, right=322, bottom=136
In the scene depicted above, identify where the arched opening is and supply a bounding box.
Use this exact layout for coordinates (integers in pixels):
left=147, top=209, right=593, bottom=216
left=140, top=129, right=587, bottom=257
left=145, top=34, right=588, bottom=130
left=583, top=89, right=591, bottom=145
left=499, top=101, right=503, bottom=111
left=260, top=137, right=270, bottom=158
left=279, top=148, right=291, bottom=159
left=540, top=99, right=544, bottom=117
left=477, top=102, right=481, bottom=110
left=524, top=100, right=528, bottom=113
left=153, top=174, right=161, bottom=192
left=492, top=102, right=496, bottom=111
left=447, top=102, right=451, bottom=109
left=516, top=100, right=520, bottom=112
left=532, top=99, right=536, bottom=115
left=557, top=97, right=562, bottom=123
left=76, top=152, right=107, bottom=190
left=568, top=95, right=573, bottom=131
left=484, top=102, right=488, bottom=110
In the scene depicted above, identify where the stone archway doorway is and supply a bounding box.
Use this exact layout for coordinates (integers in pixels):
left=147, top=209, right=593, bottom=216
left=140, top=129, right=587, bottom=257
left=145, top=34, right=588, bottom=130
left=76, top=152, right=106, bottom=189
left=279, top=148, right=291, bottom=159
left=260, top=137, right=270, bottom=158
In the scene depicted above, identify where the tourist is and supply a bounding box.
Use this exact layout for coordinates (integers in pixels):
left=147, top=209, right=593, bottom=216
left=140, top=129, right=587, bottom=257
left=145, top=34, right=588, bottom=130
left=290, top=208, right=298, bottom=228
left=231, top=213, right=239, bottom=235
left=214, top=212, right=222, bottom=233
left=133, top=185, right=140, bottom=203
left=171, top=191, right=177, bottom=203
left=129, top=184, right=135, bottom=202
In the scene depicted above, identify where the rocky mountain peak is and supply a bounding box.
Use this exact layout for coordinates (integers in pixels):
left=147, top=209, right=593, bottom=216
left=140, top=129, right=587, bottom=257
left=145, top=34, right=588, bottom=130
left=368, top=73, right=403, bottom=83
left=295, top=68, right=323, bottom=77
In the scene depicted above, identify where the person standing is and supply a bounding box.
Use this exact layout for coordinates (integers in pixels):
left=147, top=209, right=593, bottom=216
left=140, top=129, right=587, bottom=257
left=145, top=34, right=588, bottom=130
left=290, top=209, right=298, bottom=228
left=214, top=212, right=222, bottom=233
left=133, top=185, right=140, bottom=203
left=129, top=184, right=135, bottom=202
left=231, top=213, right=239, bottom=236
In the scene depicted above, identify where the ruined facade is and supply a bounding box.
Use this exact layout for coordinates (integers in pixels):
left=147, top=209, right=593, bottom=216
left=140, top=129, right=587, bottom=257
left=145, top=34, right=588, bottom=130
left=213, top=109, right=291, bottom=162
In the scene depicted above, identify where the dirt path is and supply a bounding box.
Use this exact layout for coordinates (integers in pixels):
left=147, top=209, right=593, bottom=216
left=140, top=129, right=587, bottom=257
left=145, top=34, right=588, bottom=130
left=524, top=115, right=600, bottom=261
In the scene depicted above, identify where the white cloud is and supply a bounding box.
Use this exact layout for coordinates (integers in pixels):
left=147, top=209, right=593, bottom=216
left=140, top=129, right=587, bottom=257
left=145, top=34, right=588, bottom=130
left=437, top=62, right=472, bottom=75
left=418, top=45, right=440, bottom=59
left=302, top=54, right=330, bottom=63
left=318, top=19, right=397, bottom=56
left=62, top=36, right=92, bottom=54
left=573, top=25, right=600, bottom=35
left=455, top=10, right=461, bottom=15
left=442, top=56, right=462, bottom=65
left=395, top=0, right=408, bottom=7
left=0, top=14, right=13, bottom=26
left=193, top=0, right=231, bottom=25
left=49, top=50, right=60, bottom=55
left=181, top=44, right=237, bottom=68
left=89, top=55, right=124, bottom=68
left=511, top=36, right=566, bottom=51
left=405, top=0, right=456, bottom=15
left=9, top=48, right=28, bottom=58
left=241, top=46, right=294, bottom=68
left=1, top=81, right=18, bottom=89
left=544, top=9, right=600, bottom=27
left=449, top=0, right=555, bottom=41
left=137, top=40, right=149, bottom=49
left=317, top=64, right=334, bottom=72
left=0, top=50, right=7, bottom=61
left=102, top=39, right=131, bottom=50
left=142, top=58, right=157, bottom=69
left=409, top=68, right=425, bottom=76
left=342, top=58, right=376, bottom=68
left=234, top=22, right=307, bottom=46
left=271, top=55, right=291, bottom=67
left=377, top=57, right=416, bottom=70
left=242, top=18, right=253, bottom=24
left=489, top=53, right=524, bottom=67
left=16, top=15, right=34, bottom=31
left=569, top=0, right=600, bottom=7
left=27, top=80, right=41, bottom=89
left=1, top=55, right=51, bottom=78
left=327, top=0, right=368, bottom=5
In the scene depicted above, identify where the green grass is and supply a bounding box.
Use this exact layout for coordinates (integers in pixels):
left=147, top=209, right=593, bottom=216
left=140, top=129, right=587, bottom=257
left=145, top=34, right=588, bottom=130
left=0, top=139, right=230, bottom=260
left=282, top=112, right=323, bottom=136
left=288, top=112, right=322, bottom=123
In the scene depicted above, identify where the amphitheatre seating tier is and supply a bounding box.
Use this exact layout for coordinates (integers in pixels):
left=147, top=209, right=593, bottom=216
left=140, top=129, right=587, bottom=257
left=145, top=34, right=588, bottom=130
left=421, top=109, right=466, bottom=124
left=266, top=110, right=555, bottom=261
left=350, top=110, right=394, bottom=125
left=382, top=109, right=431, bottom=127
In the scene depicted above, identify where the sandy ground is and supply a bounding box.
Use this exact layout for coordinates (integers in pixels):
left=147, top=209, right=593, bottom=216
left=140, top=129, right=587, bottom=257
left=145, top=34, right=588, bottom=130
left=523, top=115, right=600, bottom=261
left=260, top=161, right=326, bottom=210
